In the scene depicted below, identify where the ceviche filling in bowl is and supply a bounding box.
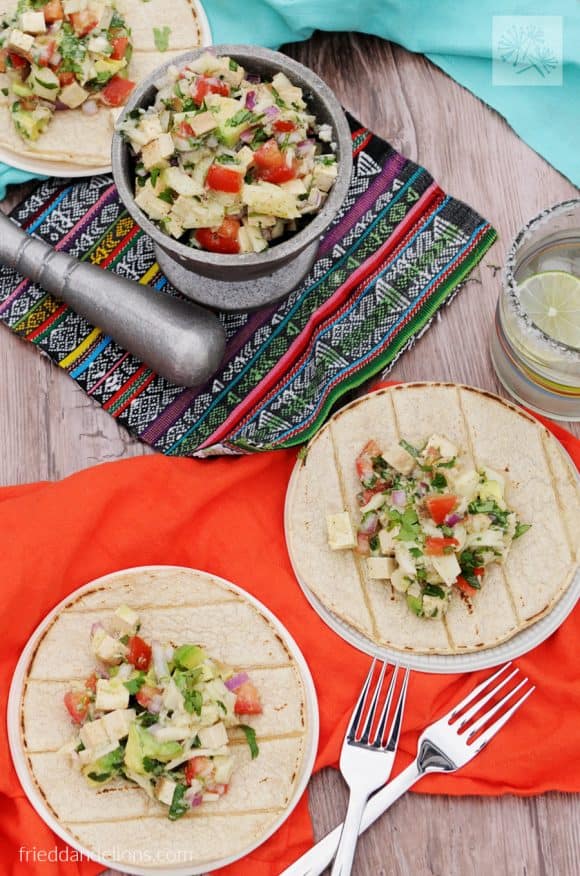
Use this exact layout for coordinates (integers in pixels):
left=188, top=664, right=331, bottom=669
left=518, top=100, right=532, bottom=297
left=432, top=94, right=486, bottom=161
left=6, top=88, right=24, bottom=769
left=119, top=52, right=339, bottom=255
left=60, top=605, right=263, bottom=821
left=327, top=434, right=531, bottom=620
left=0, top=0, right=134, bottom=141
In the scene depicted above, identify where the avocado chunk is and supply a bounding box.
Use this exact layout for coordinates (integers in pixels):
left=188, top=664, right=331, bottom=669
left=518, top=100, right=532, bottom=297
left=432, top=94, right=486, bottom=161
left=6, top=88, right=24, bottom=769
left=406, top=592, right=423, bottom=616
left=11, top=102, right=52, bottom=141
left=172, top=644, right=207, bottom=670
left=82, top=745, right=124, bottom=786
left=124, top=724, right=182, bottom=775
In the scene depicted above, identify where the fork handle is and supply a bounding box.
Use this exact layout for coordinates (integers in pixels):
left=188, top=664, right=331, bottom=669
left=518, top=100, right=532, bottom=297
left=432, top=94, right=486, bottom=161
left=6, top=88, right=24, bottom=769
left=329, top=788, right=368, bottom=876
left=280, top=763, right=421, bottom=876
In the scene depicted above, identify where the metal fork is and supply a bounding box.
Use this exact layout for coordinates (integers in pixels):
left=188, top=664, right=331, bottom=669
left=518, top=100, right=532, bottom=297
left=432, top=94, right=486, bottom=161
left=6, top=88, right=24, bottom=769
left=330, top=660, right=410, bottom=876
left=281, top=662, right=534, bottom=876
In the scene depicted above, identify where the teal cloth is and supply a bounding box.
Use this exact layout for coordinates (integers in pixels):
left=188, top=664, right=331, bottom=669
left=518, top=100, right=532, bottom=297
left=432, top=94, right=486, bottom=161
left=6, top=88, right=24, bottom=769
left=1, top=1, right=578, bottom=199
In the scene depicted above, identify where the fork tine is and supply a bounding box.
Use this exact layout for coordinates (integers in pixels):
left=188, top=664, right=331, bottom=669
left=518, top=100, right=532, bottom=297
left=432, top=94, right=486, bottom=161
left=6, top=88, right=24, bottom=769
left=371, top=665, right=399, bottom=748
left=359, top=660, right=388, bottom=745
left=473, top=684, right=535, bottom=751
left=447, top=661, right=513, bottom=720
left=346, top=658, right=376, bottom=742
left=456, top=667, right=520, bottom=729
left=383, top=667, right=410, bottom=752
left=466, top=677, right=529, bottom=740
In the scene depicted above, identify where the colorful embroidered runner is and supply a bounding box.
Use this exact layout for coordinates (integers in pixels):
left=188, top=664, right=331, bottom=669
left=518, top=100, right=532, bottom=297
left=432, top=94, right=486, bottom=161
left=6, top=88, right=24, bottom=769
left=0, top=116, right=496, bottom=455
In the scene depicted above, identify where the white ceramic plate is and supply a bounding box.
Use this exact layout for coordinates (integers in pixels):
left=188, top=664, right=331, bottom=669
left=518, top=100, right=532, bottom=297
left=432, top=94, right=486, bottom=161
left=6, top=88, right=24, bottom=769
left=0, top=0, right=212, bottom=179
left=7, top=565, right=319, bottom=875
left=284, top=392, right=580, bottom=675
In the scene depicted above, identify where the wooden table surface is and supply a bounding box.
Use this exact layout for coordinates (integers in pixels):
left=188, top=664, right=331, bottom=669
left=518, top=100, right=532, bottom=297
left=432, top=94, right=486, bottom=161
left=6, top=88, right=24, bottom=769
left=2, top=31, right=579, bottom=876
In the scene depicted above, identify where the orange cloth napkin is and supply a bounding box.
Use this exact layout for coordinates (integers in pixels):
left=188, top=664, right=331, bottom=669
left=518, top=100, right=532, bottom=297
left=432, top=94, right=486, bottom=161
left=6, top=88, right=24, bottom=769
left=1, top=415, right=578, bottom=875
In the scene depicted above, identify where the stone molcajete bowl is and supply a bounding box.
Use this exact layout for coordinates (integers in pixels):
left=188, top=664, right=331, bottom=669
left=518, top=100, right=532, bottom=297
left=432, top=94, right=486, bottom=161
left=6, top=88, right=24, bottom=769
left=112, top=44, right=353, bottom=312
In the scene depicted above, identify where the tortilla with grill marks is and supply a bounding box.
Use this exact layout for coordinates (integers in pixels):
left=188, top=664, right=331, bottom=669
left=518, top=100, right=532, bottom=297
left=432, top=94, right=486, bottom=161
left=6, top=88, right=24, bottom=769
left=0, top=0, right=205, bottom=166
left=17, top=567, right=310, bottom=870
left=286, top=383, right=580, bottom=655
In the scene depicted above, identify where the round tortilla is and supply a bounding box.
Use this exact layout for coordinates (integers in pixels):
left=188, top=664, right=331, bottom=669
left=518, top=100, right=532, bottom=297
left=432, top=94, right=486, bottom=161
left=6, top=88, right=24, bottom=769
left=285, top=383, right=580, bottom=655
left=0, top=0, right=206, bottom=166
left=18, top=567, right=309, bottom=870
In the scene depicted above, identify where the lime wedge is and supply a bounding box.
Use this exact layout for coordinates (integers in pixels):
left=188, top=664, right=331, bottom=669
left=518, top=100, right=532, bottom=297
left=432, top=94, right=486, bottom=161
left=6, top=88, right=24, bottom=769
left=518, top=270, right=580, bottom=349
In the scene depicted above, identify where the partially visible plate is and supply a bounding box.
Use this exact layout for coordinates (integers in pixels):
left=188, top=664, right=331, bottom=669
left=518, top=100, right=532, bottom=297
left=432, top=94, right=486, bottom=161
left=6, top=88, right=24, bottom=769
left=0, top=0, right=212, bottom=178
left=8, top=565, right=319, bottom=874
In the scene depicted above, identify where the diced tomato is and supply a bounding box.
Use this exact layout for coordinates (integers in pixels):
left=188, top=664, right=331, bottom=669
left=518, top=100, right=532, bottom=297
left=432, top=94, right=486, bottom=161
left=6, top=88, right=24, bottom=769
left=64, top=690, right=90, bottom=724
left=193, top=75, right=229, bottom=105
left=84, top=673, right=98, bottom=693
left=206, top=163, right=243, bottom=194
left=355, top=439, right=382, bottom=482
left=111, top=36, right=129, bottom=61
left=58, top=70, right=75, bottom=86
left=177, top=120, right=194, bottom=137
left=196, top=218, right=241, bottom=255
left=456, top=575, right=478, bottom=597
left=425, top=536, right=459, bottom=556
left=473, top=567, right=485, bottom=577
left=273, top=119, right=295, bottom=133
left=360, top=483, right=387, bottom=505
left=8, top=52, right=30, bottom=70
left=425, top=494, right=458, bottom=525
left=356, top=532, right=371, bottom=555
left=37, top=40, right=56, bottom=68
left=234, top=681, right=263, bottom=715
left=127, top=635, right=152, bottom=671
left=44, top=0, right=64, bottom=23
left=253, top=139, right=297, bottom=184
left=69, top=11, right=99, bottom=37
left=100, top=75, right=135, bottom=107
left=185, top=756, right=213, bottom=784
left=135, top=683, right=162, bottom=709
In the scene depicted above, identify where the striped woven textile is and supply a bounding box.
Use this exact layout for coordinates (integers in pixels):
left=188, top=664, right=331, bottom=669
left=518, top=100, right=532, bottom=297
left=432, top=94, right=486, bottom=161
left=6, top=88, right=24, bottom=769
left=0, top=116, right=496, bottom=456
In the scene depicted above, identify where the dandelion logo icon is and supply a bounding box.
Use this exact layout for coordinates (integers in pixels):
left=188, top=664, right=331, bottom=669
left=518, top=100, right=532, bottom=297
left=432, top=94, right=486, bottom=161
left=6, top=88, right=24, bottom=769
left=492, top=16, right=563, bottom=86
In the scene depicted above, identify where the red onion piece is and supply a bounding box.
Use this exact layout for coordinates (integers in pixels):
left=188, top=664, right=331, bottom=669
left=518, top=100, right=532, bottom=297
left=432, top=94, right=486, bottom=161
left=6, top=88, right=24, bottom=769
left=90, top=622, right=104, bottom=636
left=184, top=789, right=203, bottom=807
left=444, top=513, right=463, bottom=527
left=418, top=482, right=429, bottom=496
left=264, top=105, right=279, bottom=119
left=391, top=490, right=406, bottom=507
left=245, top=90, right=256, bottom=110
left=225, top=671, right=249, bottom=691
left=147, top=694, right=163, bottom=714
left=54, top=100, right=68, bottom=111
left=246, top=73, right=261, bottom=84
left=359, top=511, right=379, bottom=535
left=82, top=99, right=98, bottom=116
left=239, top=127, right=254, bottom=143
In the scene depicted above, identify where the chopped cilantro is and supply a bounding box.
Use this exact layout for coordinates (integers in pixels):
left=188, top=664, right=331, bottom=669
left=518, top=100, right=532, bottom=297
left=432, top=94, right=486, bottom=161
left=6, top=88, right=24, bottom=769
left=157, top=188, right=175, bottom=204
left=388, top=507, right=421, bottom=542
left=150, top=167, right=161, bottom=186
left=143, top=757, right=164, bottom=775
left=225, top=109, right=256, bottom=127
left=468, top=499, right=510, bottom=529
left=124, top=672, right=146, bottom=694
left=409, top=547, right=423, bottom=558
left=423, top=583, right=446, bottom=598
left=153, top=26, right=171, bottom=52
left=431, top=472, right=447, bottom=490
left=168, top=783, right=189, bottom=821
left=369, top=535, right=379, bottom=552
left=229, top=58, right=239, bottom=71
left=437, top=457, right=457, bottom=468
left=240, top=724, right=259, bottom=759
left=217, top=700, right=227, bottom=714
left=215, top=153, right=238, bottom=164
left=514, top=522, right=531, bottom=539
left=399, top=439, right=420, bottom=458
left=136, top=711, right=158, bottom=727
